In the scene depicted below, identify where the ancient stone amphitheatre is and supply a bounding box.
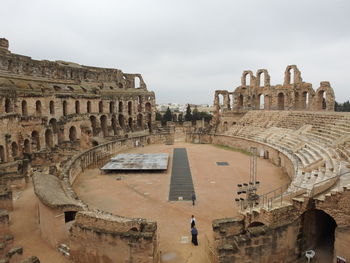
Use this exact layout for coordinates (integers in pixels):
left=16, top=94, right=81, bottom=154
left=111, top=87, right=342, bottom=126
left=0, top=38, right=349, bottom=263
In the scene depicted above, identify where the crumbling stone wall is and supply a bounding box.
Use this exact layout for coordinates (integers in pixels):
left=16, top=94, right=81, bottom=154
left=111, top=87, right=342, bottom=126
left=212, top=65, right=335, bottom=128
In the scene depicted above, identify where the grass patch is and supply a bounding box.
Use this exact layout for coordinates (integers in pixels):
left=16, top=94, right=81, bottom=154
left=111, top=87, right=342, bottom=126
left=212, top=144, right=252, bottom=156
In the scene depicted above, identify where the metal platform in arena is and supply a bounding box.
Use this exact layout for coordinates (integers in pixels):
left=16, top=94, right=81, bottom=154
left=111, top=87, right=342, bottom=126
left=101, top=153, right=169, bottom=171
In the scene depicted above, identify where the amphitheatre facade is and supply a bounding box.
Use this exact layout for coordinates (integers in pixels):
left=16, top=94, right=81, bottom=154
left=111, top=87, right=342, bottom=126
left=0, top=37, right=349, bottom=263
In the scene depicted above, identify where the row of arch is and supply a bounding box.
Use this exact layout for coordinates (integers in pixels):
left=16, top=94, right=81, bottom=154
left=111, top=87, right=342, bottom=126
left=3, top=98, right=152, bottom=116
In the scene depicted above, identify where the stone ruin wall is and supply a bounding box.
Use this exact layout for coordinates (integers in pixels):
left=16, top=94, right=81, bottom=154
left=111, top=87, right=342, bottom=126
left=0, top=38, right=162, bottom=262
left=212, top=65, right=335, bottom=128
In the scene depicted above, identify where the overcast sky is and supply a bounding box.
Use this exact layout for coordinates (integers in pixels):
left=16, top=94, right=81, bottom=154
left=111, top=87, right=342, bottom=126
left=1, top=0, right=350, bottom=104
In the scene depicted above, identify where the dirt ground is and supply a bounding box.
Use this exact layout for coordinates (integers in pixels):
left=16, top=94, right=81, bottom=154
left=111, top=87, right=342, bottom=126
left=73, top=142, right=290, bottom=263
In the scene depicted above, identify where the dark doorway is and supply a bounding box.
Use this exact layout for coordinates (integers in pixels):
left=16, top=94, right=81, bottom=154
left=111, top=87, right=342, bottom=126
left=300, top=209, right=337, bottom=262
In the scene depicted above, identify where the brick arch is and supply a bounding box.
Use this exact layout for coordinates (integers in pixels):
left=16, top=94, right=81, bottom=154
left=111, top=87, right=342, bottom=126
left=284, top=65, right=302, bottom=85
left=314, top=82, right=335, bottom=111
left=256, top=69, right=270, bottom=87
left=241, top=70, right=256, bottom=87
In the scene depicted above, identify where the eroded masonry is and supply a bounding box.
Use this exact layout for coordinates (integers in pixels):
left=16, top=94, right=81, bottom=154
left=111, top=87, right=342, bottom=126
left=0, top=38, right=161, bottom=263
left=187, top=66, right=350, bottom=262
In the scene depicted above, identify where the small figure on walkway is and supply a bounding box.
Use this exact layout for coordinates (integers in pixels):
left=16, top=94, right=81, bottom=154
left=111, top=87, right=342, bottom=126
left=191, top=192, right=196, bottom=206
left=191, top=226, right=198, bottom=246
left=190, top=215, right=196, bottom=228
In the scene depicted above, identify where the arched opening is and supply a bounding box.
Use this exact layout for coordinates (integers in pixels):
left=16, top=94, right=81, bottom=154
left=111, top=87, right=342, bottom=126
left=277, top=93, right=284, bottom=110
left=109, top=101, right=115, bottom=113
left=99, top=101, right=103, bottom=113
left=49, top=100, right=55, bottom=114
left=285, top=67, right=295, bottom=85
left=90, top=116, right=98, bottom=136
left=63, top=100, right=67, bottom=116
left=118, top=114, right=125, bottom=129
left=238, top=94, right=243, bottom=108
left=87, top=101, right=91, bottom=113
left=11, top=142, right=18, bottom=157
left=247, top=222, right=265, bottom=228
left=128, top=101, right=132, bottom=115
left=137, top=114, right=143, bottom=128
left=295, top=92, right=300, bottom=110
left=21, top=100, right=28, bottom=116
left=134, top=76, right=140, bottom=88
left=100, top=115, right=108, bottom=137
left=178, top=114, right=183, bottom=123
left=49, top=118, right=58, bottom=133
left=223, top=121, right=228, bottom=131
left=118, top=101, right=123, bottom=113
left=64, top=211, right=77, bottom=223
left=318, top=90, right=327, bottom=110
left=31, top=131, right=40, bottom=151
left=258, top=94, right=264, bottom=110
left=0, top=146, right=4, bottom=162
left=172, top=114, right=178, bottom=122
left=300, top=209, right=337, bottom=262
left=145, top=102, right=151, bottom=112
left=45, top=129, right=53, bottom=148
left=302, top=91, right=309, bottom=110
left=69, top=126, right=77, bottom=141
left=23, top=139, right=30, bottom=154
left=75, top=100, right=80, bottom=114
left=111, top=116, right=118, bottom=135
left=35, top=100, right=42, bottom=115
left=128, top=117, right=133, bottom=131
left=5, top=98, right=11, bottom=113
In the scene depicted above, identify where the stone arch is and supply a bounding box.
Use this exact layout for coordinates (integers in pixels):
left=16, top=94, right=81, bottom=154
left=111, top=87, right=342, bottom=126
left=145, top=102, right=151, bottom=112
left=49, top=100, right=55, bottom=114
left=49, top=118, right=58, bottom=133
left=223, top=121, right=228, bottom=131
left=0, top=145, right=4, bottom=162
left=11, top=141, right=18, bottom=157
left=109, top=101, right=115, bottom=113
left=31, top=130, right=40, bottom=151
left=134, top=76, right=141, bottom=88
left=118, top=101, right=123, bottom=113
left=90, top=116, right=98, bottom=136
left=300, top=209, right=337, bottom=261
left=35, top=100, right=42, bottom=115
left=99, top=101, right=103, bottom=113
left=118, top=114, right=125, bottom=128
left=128, top=101, right=132, bottom=115
left=45, top=129, right=53, bottom=148
left=315, top=82, right=335, bottom=111
left=128, top=117, right=133, bottom=131
left=63, top=100, right=68, bottom=116
left=238, top=94, right=244, bottom=108
left=277, top=92, right=285, bottom=110
left=100, top=115, right=108, bottom=137
left=69, top=126, right=77, bottom=141
left=284, top=65, right=302, bottom=85
left=21, top=100, right=28, bottom=116
left=4, top=98, right=12, bottom=113
left=302, top=91, right=309, bottom=110
left=23, top=139, right=30, bottom=154
left=111, top=115, right=118, bottom=135
left=258, top=94, right=265, bottom=110
left=241, top=70, right=255, bottom=87
left=75, top=100, right=80, bottom=114
left=87, top=101, right=91, bottom=113
left=137, top=113, right=143, bottom=128
left=256, top=69, right=270, bottom=87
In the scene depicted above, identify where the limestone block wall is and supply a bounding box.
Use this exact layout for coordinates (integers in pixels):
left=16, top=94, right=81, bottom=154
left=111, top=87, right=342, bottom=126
left=70, top=211, right=157, bottom=263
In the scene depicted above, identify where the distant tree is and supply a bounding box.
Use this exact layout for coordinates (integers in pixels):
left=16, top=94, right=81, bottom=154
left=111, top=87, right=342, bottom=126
left=192, top=107, right=200, bottom=124
left=162, top=107, right=172, bottom=125
left=198, top=111, right=213, bottom=122
left=184, top=104, right=192, bottom=121
left=156, top=112, right=162, bottom=121
left=335, top=100, right=350, bottom=112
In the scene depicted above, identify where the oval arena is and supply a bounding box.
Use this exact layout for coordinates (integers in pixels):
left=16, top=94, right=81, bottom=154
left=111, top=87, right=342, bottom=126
left=0, top=38, right=349, bottom=263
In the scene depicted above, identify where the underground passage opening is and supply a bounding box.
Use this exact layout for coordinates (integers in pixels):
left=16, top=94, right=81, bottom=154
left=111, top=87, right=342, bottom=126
left=64, top=211, right=77, bottom=223
left=300, top=209, right=337, bottom=261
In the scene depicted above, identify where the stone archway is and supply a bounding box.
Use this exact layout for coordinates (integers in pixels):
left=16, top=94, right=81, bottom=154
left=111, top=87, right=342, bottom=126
left=45, top=129, right=53, bottom=148
left=69, top=126, right=77, bottom=141
left=300, top=209, right=337, bottom=262
left=277, top=93, right=284, bottom=110
left=100, top=115, right=108, bottom=137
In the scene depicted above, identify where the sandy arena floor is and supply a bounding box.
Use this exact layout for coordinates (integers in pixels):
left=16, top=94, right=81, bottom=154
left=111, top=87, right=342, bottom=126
left=74, top=142, right=290, bottom=263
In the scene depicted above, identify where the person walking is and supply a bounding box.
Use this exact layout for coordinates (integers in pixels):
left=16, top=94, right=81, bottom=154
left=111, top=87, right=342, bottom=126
left=191, top=192, right=196, bottom=206
left=191, top=226, right=198, bottom=246
left=190, top=215, right=196, bottom=228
